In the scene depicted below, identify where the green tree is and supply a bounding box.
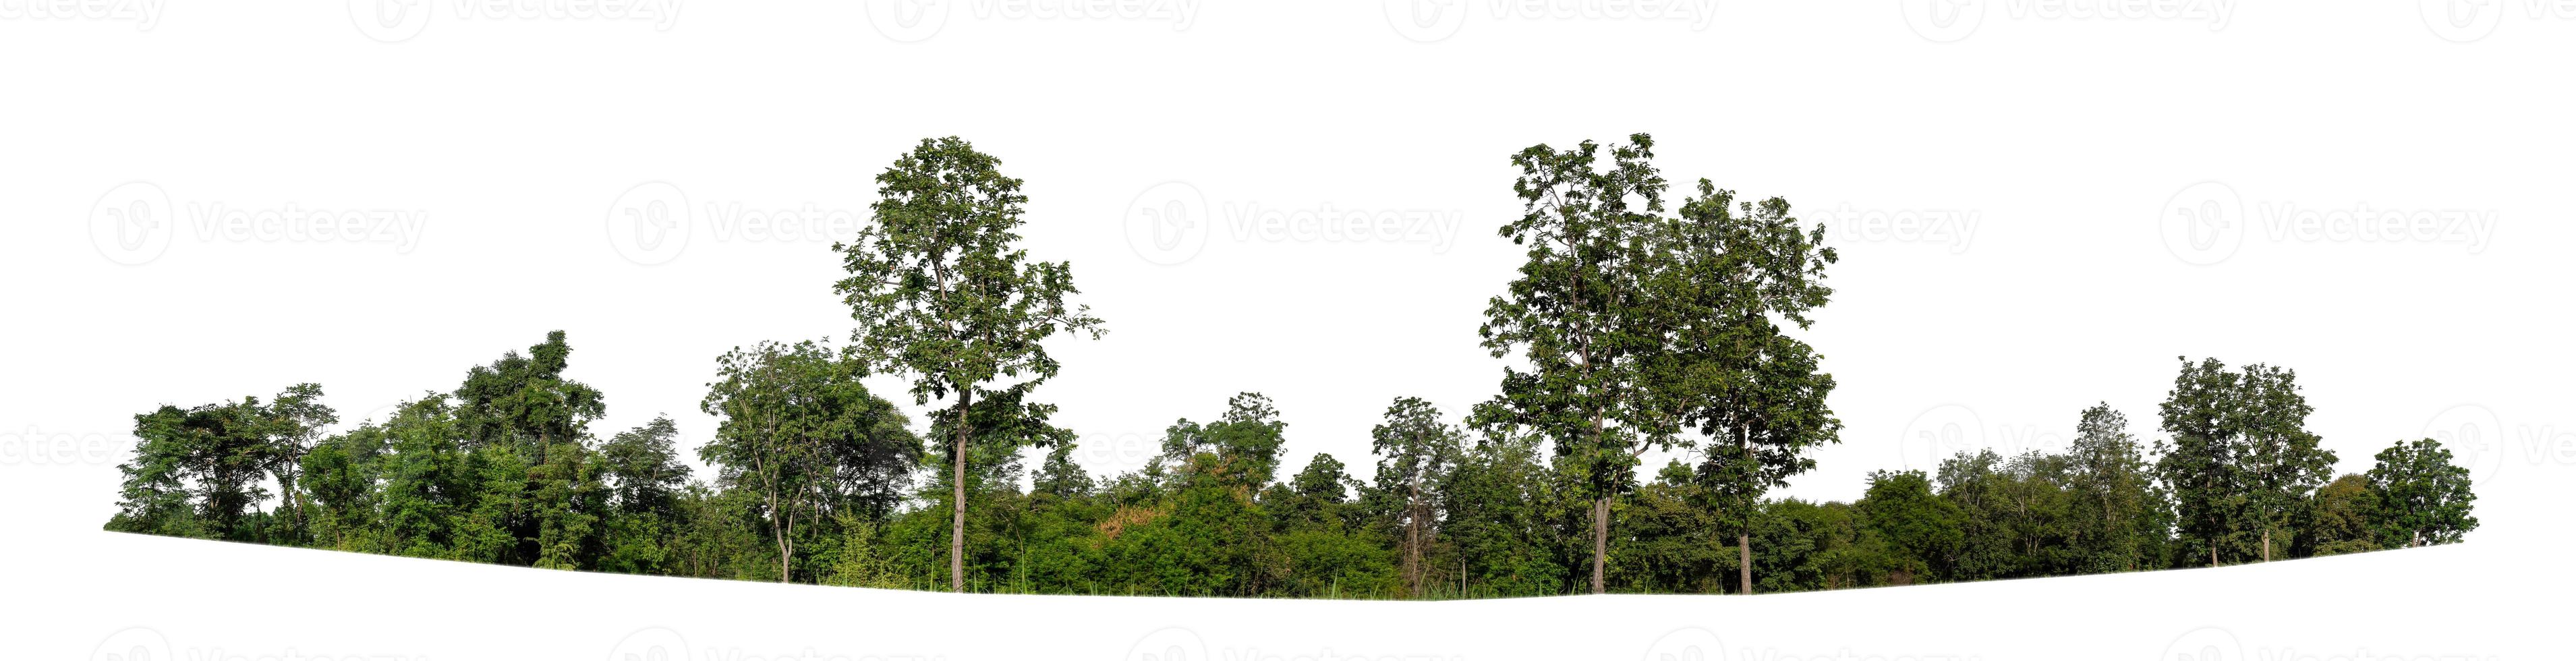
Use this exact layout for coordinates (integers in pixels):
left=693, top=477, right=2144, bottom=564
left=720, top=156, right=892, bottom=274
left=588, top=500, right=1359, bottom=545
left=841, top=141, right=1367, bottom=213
left=700, top=339, right=921, bottom=582
left=1477, top=134, right=1676, bottom=594
left=261, top=383, right=337, bottom=544
left=2366, top=438, right=2478, bottom=548
left=1856, top=469, right=1964, bottom=583
left=1370, top=397, right=1462, bottom=596
left=2061, top=403, right=2169, bottom=572
left=2156, top=356, right=2250, bottom=567
left=2299, top=473, right=2378, bottom=556
left=1655, top=183, right=1841, bottom=594
left=834, top=136, right=1106, bottom=592
left=2156, top=357, right=2332, bottom=565
left=2235, top=364, right=2333, bottom=562
left=595, top=416, right=693, bottom=573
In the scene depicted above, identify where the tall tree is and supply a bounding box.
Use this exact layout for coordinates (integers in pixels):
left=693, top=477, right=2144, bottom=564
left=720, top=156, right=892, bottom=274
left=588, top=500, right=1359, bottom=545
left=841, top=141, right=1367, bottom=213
left=834, top=136, right=1106, bottom=592
left=2060, top=403, right=2167, bottom=572
left=261, top=383, right=336, bottom=543
left=2156, top=356, right=2248, bottom=567
left=2156, top=357, right=2332, bottom=565
left=2365, top=438, right=2478, bottom=548
left=1370, top=397, right=1463, bottom=596
left=1655, top=183, right=1840, bottom=594
left=2235, top=364, right=2332, bottom=562
left=700, top=339, right=921, bottom=583
left=1477, top=134, right=1673, bottom=594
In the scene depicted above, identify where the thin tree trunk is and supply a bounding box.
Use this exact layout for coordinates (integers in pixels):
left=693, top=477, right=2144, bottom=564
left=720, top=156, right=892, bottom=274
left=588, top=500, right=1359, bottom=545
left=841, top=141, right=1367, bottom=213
left=1591, top=495, right=1609, bottom=594
left=1738, top=533, right=1753, bottom=595
left=2262, top=527, right=2271, bottom=562
left=776, top=508, right=793, bottom=583
left=950, top=386, right=973, bottom=593
left=1739, top=426, right=1754, bottom=595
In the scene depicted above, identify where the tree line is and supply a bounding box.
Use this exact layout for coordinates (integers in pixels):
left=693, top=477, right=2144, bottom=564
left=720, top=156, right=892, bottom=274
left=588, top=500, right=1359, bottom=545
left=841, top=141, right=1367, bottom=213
left=105, top=135, right=2480, bottom=598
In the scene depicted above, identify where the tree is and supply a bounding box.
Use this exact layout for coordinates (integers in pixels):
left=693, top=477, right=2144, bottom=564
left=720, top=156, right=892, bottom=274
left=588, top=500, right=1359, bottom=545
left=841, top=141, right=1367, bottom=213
left=700, top=339, right=921, bottom=582
left=1856, top=469, right=1964, bottom=583
left=834, top=136, right=1106, bottom=592
left=300, top=422, right=387, bottom=550
left=2366, top=438, right=2478, bottom=548
left=1370, top=397, right=1463, bottom=596
left=1655, top=182, right=1841, bottom=594
left=2156, top=357, right=2249, bottom=567
left=596, top=416, right=692, bottom=573
left=2299, top=473, right=2378, bottom=556
left=2235, top=364, right=2333, bottom=562
left=454, top=330, right=605, bottom=462
left=1438, top=430, right=1568, bottom=597
left=108, top=389, right=333, bottom=543
left=2156, top=357, right=2332, bottom=565
left=1161, top=393, right=1290, bottom=492
left=1477, top=134, right=1675, bottom=594
left=262, top=383, right=337, bottom=544
left=2060, top=403, right=2168, bottom=572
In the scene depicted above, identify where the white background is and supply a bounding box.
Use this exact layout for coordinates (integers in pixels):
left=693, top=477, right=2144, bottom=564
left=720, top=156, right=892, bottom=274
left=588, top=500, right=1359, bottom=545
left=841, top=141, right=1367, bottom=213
left=3, top=1, right=2570, bottom=658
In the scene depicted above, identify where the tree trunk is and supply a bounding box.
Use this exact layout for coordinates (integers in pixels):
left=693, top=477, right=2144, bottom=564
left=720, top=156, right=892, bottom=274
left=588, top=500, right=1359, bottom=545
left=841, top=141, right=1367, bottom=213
left=1404, top=488, right=1425, bottom=597
left=1738, top=426, right=1754, bottom=595
left=1739, top=532, right=1753, bottom=595
left=1591, top=495, right=1609, bottom=594
left=951, top=387, right=973, bottom=593
left=776, top=510, right=793, bottom=583
left=2261, top=527, right=2271, bottom=563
